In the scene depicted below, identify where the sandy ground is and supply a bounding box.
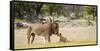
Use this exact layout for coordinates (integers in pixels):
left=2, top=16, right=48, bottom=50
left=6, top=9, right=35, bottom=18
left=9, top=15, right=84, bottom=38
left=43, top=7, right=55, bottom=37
left=14, top=26, right=96, bottom=49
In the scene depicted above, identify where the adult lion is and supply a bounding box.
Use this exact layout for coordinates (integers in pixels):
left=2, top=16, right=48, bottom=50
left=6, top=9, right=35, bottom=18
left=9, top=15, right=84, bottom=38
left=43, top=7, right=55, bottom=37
left=27, top=19, right=60, bottom=44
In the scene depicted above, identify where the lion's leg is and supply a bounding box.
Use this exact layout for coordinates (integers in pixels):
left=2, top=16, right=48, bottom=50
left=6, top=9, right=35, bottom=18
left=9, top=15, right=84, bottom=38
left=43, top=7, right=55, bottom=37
left=48, top=35, right=51, bottom=42
left=45, top=35, right=48, bottom=43
left=27, top=34, right=31, bottom=44
left=31, top=33, right=35, bottom=44
left=45, top=34, right=51, bottom=43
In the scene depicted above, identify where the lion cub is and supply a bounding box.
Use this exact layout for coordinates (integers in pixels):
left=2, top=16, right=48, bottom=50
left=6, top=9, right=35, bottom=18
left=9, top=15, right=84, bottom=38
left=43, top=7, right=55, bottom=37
left=59, top=33, right=69, bottom=43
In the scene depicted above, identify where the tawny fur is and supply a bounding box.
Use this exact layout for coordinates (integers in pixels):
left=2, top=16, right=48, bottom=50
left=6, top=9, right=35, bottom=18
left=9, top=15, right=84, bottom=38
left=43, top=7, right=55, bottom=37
left=59, top=33, right=69, bottom=43
left=27, top=22, right=59, bottom=44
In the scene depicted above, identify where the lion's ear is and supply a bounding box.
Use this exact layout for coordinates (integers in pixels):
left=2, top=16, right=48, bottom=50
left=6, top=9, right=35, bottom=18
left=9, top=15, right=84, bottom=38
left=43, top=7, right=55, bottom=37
left=59, top=33, right=61, bottom=36
left=49, top=17, right=52, bottom=22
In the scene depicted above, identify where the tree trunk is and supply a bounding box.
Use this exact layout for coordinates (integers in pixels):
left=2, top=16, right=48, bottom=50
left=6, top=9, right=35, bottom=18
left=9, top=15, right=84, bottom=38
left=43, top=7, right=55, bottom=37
left=35, top=4, right=43, bottom=18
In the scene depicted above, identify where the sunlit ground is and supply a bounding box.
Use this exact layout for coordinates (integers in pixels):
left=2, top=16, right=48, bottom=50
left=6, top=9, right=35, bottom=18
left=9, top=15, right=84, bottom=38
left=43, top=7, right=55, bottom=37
left=15, top=41, right=96, bottom=49
left=14, top=25, right=96, bottom=49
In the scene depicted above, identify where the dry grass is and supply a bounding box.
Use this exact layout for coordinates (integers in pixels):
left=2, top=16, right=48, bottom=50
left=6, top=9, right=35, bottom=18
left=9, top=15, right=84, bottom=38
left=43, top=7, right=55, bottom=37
left=15, top=40, right=96, bottom=49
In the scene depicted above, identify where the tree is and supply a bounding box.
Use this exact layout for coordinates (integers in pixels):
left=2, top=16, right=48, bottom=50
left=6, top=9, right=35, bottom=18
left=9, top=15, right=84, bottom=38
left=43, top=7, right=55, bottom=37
left=81, top=6, right=97, bottom=25
left=14, top=2, right=44, bottom=22
left=83, top=6, right=97, bottom=20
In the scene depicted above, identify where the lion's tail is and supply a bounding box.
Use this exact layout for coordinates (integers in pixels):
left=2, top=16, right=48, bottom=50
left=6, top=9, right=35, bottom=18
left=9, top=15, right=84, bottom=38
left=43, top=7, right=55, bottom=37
left=27, top=26, right=32, bottom=44
left=27, top=26, right=32, bottom=35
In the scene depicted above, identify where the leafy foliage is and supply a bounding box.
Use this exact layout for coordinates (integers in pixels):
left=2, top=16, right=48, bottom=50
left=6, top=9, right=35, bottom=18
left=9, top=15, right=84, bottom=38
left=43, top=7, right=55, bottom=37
left=13, top=2, right=97, bottom=24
